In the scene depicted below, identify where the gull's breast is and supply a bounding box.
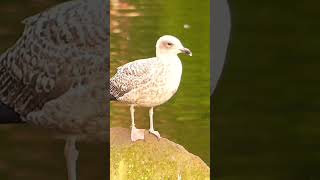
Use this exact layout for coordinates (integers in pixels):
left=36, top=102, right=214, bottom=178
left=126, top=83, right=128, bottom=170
left=134, top=59, right=183, bottom=107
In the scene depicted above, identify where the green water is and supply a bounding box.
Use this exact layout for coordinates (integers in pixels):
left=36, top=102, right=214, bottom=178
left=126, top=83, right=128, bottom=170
left=110, top=0, right=211, bottom=165
left=214, top=0, right=320, bottom=179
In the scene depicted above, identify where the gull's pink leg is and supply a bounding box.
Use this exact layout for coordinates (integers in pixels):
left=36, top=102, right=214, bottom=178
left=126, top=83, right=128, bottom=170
left=130, top=105, right=144, bottom=141
left=148, top=107, right=161, bottom=139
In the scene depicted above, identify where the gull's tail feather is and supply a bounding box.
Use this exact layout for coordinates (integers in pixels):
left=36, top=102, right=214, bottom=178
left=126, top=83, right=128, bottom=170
left=109, top=79, right=119, bottom=101
left=0, top=49, right=23, bottom=124
left=109, top=94, right=117, bottom=101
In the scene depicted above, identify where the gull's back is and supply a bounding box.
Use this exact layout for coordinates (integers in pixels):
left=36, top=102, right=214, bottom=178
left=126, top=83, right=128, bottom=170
left=0, top=0, right=108, bottom=139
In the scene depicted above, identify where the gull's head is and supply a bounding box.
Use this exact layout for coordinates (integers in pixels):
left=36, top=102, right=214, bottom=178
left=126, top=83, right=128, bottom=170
left=155, top=35, right=192, bottom=57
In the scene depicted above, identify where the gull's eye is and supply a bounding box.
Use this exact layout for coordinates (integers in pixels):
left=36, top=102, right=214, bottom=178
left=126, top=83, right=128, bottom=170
left=167, top=42, right=173, bottom=46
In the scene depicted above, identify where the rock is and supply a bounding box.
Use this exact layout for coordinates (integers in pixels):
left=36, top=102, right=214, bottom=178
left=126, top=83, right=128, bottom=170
left=110, top=127, right=210, bottom=179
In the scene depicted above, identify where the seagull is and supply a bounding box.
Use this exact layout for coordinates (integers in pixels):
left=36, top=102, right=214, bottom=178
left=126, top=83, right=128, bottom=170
left=0, top=0, right=108, bottom=180
left=110, top=35, right=192, bottom=141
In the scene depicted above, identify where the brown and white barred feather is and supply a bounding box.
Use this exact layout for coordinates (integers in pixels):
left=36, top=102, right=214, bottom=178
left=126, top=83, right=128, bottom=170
left=0, top=0, right=108, bottom=138
left=110, top=58, right=156, bottom=100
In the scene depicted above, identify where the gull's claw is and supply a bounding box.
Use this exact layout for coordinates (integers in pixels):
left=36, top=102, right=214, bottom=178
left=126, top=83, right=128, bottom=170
left=149, top=129, right=161, bottom=140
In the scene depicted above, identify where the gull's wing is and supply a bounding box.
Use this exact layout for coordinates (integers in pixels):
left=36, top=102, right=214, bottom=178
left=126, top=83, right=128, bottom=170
left=0, top=0, right=107, bottom=116
left=110, top=57, right=157, bottom=100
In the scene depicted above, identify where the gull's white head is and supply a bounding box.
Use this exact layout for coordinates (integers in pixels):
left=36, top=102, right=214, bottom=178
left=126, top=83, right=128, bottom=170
left=155, top=35, right=192, bottom=57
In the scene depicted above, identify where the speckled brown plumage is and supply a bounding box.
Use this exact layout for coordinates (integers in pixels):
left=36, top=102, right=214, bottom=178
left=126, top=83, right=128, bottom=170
left=110, top=57, right=181, bottom=107
left=0, top=1, right=108, bottom=179
left=0, top=0, right=108, bottom=139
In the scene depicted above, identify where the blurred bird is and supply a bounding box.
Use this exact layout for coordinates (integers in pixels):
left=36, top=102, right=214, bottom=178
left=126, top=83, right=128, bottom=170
left=0, top=0, right=108, bottom=180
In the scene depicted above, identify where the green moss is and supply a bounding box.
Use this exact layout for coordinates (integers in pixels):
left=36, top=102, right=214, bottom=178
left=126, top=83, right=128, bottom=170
left=110, top=128, right=210, bottom=179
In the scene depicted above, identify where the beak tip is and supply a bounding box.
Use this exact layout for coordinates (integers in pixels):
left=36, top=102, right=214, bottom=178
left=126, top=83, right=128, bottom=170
left=181, top=48, right=192, bottom=57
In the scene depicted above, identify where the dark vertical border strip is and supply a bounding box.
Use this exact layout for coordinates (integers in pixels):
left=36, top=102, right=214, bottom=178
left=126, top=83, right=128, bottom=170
left=211, top=0, right=231, bottom=178
left=106, top=0, right=111, bottom=179
left=211, top=0, right=231, bottom=95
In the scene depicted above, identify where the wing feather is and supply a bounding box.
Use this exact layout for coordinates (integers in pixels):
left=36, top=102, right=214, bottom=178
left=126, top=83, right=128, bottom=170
left=110, top=58, right=156, bottom=99
left=0, top=0, right=107, bottom=115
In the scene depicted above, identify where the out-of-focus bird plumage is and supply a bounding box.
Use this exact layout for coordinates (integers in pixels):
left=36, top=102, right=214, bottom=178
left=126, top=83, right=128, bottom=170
left=0, top=0, right=109, bottom=179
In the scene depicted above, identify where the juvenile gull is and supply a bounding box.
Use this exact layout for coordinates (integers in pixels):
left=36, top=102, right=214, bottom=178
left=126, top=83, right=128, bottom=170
left=110, top=35, right=192, bottom=141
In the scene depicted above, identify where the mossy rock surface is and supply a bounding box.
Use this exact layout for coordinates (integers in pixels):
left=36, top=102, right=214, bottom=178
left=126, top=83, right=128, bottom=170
left=110, top=127, right=210, bottom=179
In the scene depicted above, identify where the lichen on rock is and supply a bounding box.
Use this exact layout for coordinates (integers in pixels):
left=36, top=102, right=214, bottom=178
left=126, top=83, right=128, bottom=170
left=110, top=127, right=210, bottom=179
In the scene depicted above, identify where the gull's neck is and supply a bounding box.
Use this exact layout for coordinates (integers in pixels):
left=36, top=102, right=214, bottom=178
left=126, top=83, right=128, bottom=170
left=156, top=52, right=179, bottom=62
